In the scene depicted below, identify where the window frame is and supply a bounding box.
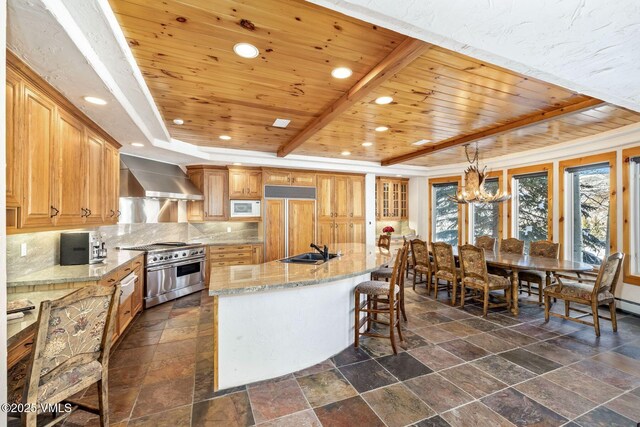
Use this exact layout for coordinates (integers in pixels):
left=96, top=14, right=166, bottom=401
left=559, top=152, right=617, bottom=263
left=507, top=163, right=554, bottom=243
left=466, top=170, right=504, bottom=243
left=623, top=146, right=640, bottom=286
left=429, top=175, right=463, bottom=245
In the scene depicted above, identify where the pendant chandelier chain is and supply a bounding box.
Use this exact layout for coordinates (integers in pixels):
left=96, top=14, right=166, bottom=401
left=465, top=142, right=479, bottom=167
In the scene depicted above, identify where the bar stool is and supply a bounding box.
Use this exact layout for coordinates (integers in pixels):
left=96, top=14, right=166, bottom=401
left=354, top=244, right=408, bottom=354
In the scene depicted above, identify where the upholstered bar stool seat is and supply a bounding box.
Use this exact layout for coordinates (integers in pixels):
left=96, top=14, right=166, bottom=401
left=356, top=280, right=400, bottom=295
left=372, top=267, right=393, bottom=279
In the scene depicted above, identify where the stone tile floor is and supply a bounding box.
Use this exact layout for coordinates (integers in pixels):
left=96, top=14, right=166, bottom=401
left=14, top=283, right=640, bottom=426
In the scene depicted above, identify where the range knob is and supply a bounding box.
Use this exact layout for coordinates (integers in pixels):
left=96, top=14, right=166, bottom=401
left=174, top=254, right=178, bottom=258
left=152, top=257, right=157, bottom=261
left=182, top=252, right=187, bottom=256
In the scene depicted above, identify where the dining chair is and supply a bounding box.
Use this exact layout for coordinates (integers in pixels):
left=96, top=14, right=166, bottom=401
left=544, top=253, right=624, bottom=336
left=519, top=240, right=560, bottom=302
left=7, top=284, right=120, bottom=426
left=378, top=234, right=391, bottom=251
left=431, top=242, right=460, bottom=305
left=410, top=239, right=433, bottom=292
left=403, top=235, right=415, bottom=279
left=459, top=245, right=512, bottom=316
left=491, top=238, right=525, bottom=278
left=475, top=235, right=496, bottom=252
left=354, top=244, right=408, bottom=354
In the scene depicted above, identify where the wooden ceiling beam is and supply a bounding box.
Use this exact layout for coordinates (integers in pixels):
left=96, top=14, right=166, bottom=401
left=381, top=97, right=607, bottom=166
left=277, top=37, right=432, bottom=157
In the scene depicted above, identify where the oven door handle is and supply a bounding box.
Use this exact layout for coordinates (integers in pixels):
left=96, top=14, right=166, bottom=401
left=148, top=264, right=175, bottom=272
left=173, top=258, right=205, bottom=268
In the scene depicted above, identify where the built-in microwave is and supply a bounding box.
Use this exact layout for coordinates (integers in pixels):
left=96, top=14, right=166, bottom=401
left=230, top=200, right=261, bottom=217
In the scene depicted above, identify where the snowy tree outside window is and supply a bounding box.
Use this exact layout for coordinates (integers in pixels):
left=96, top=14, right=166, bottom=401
left=472, top=178, right=500, bottom=240
left=432, top=182, right=459, bottom=245
left=513, top=172, right=549, bottom=254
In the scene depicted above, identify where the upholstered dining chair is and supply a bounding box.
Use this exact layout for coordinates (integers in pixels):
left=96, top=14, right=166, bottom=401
left=354, top=243, right=408, bottom=354
left=459, top=245, right=512, bottom=316
left=410, top=239, right=433, bottom=291
left=544, top=253, right=624, bottom=336
left=378, top=234, right=391, bottom=252
left=491, top=238, right=525, bottom=278
left=475, top=235, right=496, bottom=252
left=519, top=240, right=560, bottom=302
left=431, top=242, right=460, bottom=305
left=403, top=235, right=415, bottom=279
left=7, top=284, right=120, bottom=427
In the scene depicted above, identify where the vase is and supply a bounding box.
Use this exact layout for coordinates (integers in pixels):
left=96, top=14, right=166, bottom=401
left=385, top=232, right=392, bottom=236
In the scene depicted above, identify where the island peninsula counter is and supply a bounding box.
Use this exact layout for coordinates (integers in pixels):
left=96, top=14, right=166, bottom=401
left=209, top=243, right=392, bottom=390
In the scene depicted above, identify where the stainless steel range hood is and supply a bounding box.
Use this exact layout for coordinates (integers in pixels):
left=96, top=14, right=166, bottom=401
left=120, top=154, right=203, bottom=200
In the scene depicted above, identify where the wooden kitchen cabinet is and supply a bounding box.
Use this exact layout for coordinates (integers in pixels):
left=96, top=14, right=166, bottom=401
left=376, top=177, right=409, bottom=220
left=186, top=166, right=229, bottom=221
left=206, top=244, right=265, bottom=282
left=263, top=168, right=316, bottom=187
left=316, top=174, right=366, bottom=245
left=104, top=142, right=120, bottom=223
left=7, top=52, right=122, bottom=233
left=228, top=167, right=262, bottom=199
left=291, top=171, right=316, bottom=186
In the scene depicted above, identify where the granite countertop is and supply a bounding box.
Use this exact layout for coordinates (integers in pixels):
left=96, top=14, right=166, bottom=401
left=188, top=238, right=263, bottom=246
left=7, top=249, right=144, bottom=287
left=7, top=289, right=76, bottom=346
left=209, top=243, right=393, bottom=296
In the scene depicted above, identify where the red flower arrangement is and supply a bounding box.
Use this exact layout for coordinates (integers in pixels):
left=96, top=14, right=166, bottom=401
left=382, top=226, right=395, bottom=235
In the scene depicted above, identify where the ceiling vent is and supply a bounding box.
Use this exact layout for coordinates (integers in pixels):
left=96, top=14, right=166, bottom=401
left=412, top=139, right=431, bottom=146
left=272, top=118, right=291, bottom=128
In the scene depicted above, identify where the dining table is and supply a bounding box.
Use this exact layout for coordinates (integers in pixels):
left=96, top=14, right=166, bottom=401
left=386, top=243, right=594, bottom=316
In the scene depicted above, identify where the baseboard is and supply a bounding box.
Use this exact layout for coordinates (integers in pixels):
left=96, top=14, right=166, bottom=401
left=616, top=297, right=640, bottom=316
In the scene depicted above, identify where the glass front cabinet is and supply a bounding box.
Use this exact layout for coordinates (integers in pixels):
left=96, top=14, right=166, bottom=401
left=376, top=177, right=409, bottom=220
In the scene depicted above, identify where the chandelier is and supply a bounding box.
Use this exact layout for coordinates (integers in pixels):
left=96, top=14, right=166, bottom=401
left=448, top=143, right=511, bottom=204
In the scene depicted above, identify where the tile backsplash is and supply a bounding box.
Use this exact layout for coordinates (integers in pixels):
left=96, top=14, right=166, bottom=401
left=6, top=222, right=260, bottom=279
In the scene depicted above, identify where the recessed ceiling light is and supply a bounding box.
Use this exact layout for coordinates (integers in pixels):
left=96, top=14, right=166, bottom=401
left=131, top=142, right=144, bottom=147
left=375, top=126, right=389, bottom=132
left=331, top=67, right=352, bottom=79
left=272, top=118, right=291, bottom=128
left=233, top=162, right=242, bottom=166
left=341, top=151, right=351, bottom=156
left=83, top=96, right=107, bottom=105
left=219, top=135, right=232, bottom=140
left=173, top=118, right=184, bottom=125
left=412, top=139, right=431, bottom=146
left=361, top=142, right=373, bottom=147
left=375, top=96, right=393, bottom=105
left=233, top=42, right=259, bottom=59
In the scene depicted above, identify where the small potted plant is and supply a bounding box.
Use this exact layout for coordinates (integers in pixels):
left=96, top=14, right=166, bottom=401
left=382, top=225, right=394, bottom=236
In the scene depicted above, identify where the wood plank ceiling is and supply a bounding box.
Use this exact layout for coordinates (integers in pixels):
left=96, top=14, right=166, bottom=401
left=110, top=0, right=640, bottom=166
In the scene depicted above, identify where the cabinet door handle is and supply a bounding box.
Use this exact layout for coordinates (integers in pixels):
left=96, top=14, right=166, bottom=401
left=108, top=278, right=116, bottom=283
left=117, top=210, right=121, bottom=218
left=50, top=206, right=59, bottom=218
left=87, top=208, right=92, bottom=217
left=109, top=209, right=115, bottom=218
left=350, top=223, right=353, bottom=228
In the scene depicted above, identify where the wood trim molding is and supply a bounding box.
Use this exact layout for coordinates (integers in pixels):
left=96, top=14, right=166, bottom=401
left=277, top=37, right=431, bottom=157
left=622, top=146, right=640, bottom=285
left=428, top=175, right=463, bottom=245
left=558, top=152, right=617, bottom=262
left=213, top=295, right=219, bottom=391
left=506, top=163, right=554, bottom=240
left=7, top=49, right=121, bottom=149
left=466, top=171, right=504, bottom=243
left=381, top=98, right=605, bottom=166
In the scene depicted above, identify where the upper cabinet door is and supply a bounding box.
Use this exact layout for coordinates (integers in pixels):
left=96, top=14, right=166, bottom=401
left=21, top=84, right=58, bottom=228
left=204, top=170, right=228, bottom=220
left=6, top=69, right=22, bottom=208
left=350, top=176, right=365, bottom=220
left=104, top=143, right=120, bottom=223
left=316, top=175, right=334, bottom=221
left=334, top=176, right=350, bottom=219
left=54, top=110, right=87, bottom=226
left=264, top=169, right=291, bottom=185
left=85, top=131, right=106, bottom=225
left=246, top=171, right=263, bottom=198
left=291, top=172, right=316, bottom=187
left=228, top=170, right=247, bottom=198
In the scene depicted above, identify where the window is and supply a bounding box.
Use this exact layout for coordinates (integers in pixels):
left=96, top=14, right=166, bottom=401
left=631, top=157, right=640, bottom=275
left=512, top=172, right=550, bottom=253
left=431, top=182, right=460, bottom=245
left=470, top=178, right=500, bottom=241
left=565, top=163, right=611, bottom=265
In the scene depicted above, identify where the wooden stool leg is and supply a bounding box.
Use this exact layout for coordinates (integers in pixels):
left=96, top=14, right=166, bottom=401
left=412, top=270, right=417, bottom=290
left=396, top=300, right=404, bottom=342
left=592, top=301, right=601, bottom=337
left=389, top=302, right=398, bottom=355
left=609, top=302, right=618, bottom=332
left=98, top=373, right=109, bottom=427
left=565, top=301, right=570, bottom=316
left=400, top=284, right=407, bottom=322
left=354, top=291, right=360, bottom=347
left=366, top=296, right=372, bottom=332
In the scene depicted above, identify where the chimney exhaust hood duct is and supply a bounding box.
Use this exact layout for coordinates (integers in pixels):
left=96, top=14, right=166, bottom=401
left=120, top=154, right=203, bottom=200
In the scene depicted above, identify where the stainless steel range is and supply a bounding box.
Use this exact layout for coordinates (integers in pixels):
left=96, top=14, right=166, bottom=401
left=119, top=242, right=206, bottom=308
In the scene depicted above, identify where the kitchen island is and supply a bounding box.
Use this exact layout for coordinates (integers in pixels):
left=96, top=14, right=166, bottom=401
left=209, top=243, right=392, bottom=390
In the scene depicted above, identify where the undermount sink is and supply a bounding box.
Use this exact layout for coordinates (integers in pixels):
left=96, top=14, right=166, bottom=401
left=279, top=252, right=339, bottom=264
